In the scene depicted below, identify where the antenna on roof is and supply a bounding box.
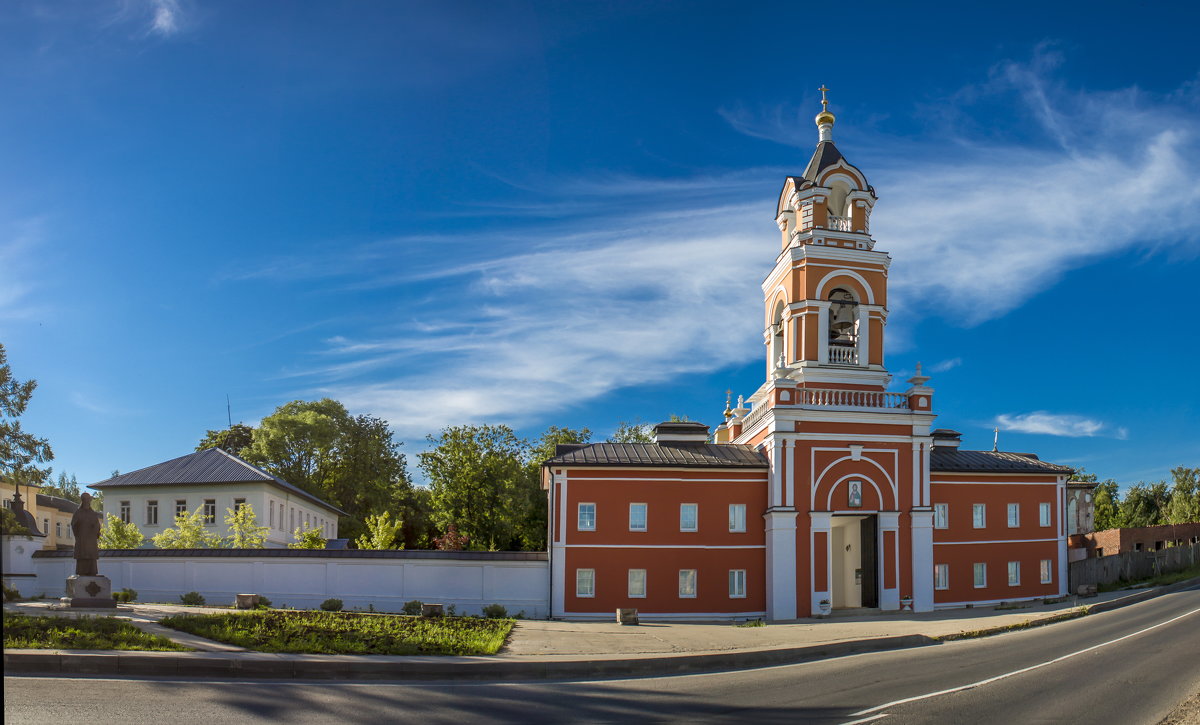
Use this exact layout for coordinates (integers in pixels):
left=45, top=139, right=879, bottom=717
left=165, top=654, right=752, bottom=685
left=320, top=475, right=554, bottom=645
left=993, top=426, right=999, bottom=452
left=226, top=394, right=233, bottom=428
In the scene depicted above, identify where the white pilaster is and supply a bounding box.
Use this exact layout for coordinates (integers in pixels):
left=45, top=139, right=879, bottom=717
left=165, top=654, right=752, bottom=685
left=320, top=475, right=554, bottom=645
left=784, top=441, right=795, bottom=507
left=809, top=511, right=832, bottom=615
left=878, top=511, right=900, bottom=610
left=857, top=304, right=870, bottom=366
left=765, top=509, right=798, bottom=621
left=817, top=304, right=830, bottom=364
left=910, top=510, right=934, bottom=612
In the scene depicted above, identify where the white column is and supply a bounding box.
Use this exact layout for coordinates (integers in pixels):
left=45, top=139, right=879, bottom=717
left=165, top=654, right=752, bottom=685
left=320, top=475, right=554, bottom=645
left=857, top=305, right=870, bottom=366
left=817, top=304, right=830, bottom=364
left=911, top=511, right=934, bottom=612
left=1058, top=477, right=1068, bottom=596
left=770, top=440, right=783, bottom=508
left=809, top=511, right=832, bottom=615
left=784, top=441, right=795, bottom=508
left=878, top=511, right=901, bottom=610
left=550, top=473, right=567, bottom=618
left=765, top=509, right=798, bottom=621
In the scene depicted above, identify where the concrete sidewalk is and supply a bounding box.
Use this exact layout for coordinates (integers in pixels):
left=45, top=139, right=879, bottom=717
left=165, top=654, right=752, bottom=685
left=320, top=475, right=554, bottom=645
left=5, top=579, right=1197, bottom=681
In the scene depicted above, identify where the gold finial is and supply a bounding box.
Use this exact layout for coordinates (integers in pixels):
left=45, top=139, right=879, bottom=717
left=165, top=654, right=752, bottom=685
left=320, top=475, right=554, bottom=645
left=723, top=389, right=733, bottom=420
left=819, top=85, right=830, bottom=111
left=815, top=84, right=836, bottom=128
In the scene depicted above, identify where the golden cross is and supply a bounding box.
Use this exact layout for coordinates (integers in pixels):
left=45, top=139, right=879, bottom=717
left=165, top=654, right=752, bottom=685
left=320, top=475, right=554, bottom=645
left=819, top=85, right=830, bottom=110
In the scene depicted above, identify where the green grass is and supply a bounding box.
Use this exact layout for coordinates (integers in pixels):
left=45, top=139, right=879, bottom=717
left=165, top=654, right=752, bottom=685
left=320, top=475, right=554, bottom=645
left=1098, top=562, right=1200, bottom=593
left=159, top=610, right=514, bottom=655
left=735, top=618, right=766, bottom=628
left=2, top=613, right=189, bottom=651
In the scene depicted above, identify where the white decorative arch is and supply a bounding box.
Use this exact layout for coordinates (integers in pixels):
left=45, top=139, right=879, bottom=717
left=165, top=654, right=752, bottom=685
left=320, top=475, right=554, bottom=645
left=812, top=454, right=896, bottom=509
left=825, top=473, right=885, bottom=511
left=815, top=269, right=875, bottom=305
left=818, top=160, right=869, bottom=190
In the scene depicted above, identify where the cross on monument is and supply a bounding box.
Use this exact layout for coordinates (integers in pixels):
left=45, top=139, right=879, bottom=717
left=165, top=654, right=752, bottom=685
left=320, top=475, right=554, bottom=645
left=819, top=85, right=830, bottom=111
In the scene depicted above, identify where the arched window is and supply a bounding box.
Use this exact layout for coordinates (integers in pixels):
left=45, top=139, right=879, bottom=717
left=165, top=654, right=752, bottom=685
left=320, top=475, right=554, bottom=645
left=770, top=300, right=786, bottom=367
left=828, top=288, right=858, bottom=347
left=828, top=180, right=851, bottom=217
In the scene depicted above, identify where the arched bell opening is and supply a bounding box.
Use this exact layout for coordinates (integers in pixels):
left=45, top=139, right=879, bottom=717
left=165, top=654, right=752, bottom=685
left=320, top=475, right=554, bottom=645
left=828, top=287, right=859, bottom=346
left=769, top=300, right=786, bottom=369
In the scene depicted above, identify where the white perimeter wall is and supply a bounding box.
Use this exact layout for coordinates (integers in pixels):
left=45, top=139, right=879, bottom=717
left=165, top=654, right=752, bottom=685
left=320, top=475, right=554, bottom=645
left=28, top=554, right=550, bottom=618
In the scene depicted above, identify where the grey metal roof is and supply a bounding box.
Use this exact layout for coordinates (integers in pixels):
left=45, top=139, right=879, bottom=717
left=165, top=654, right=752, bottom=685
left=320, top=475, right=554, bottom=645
left=931, top=449, right=1073, bottom=475
left=35, top=493, right=79, bottom=513
left=545, top=442, right=768, bottom=469
left=801, top=141, right=844, bottom=181
left=88, top=448, right=346, bottom=516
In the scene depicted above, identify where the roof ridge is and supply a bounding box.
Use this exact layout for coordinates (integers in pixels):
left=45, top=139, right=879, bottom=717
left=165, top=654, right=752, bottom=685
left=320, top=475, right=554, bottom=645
left=212, top=447, right=275, bottom=481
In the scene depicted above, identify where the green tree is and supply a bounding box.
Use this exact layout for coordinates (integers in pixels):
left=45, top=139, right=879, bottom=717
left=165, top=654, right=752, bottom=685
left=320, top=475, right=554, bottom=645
left=288, top=525, right=326, bottom=549
left=196, top=423, right=256, bottom=456
left=1092, top=479, right=1123, bottom=531
left=420, top=424, right=527, bottom=551
left=99, top=513, right=145, bottom=549
left=1, top=507, right=31, bottom=535
left=354, top=511, right=404, bottom=550
left=518, top=426, right=592, bottom=550
left=243, top=399, right=348, bottom=494
left=608, top=420, right=653, bottom=443
left=39, top=470, right=82, bottom=502
left=1, top=343, right=54, bottom=489
left=224, top=504, right=269, bottom=548
left=1119, top=481, right=1171, bottom=528
left=1164, top=466, right=1200, bottom=524
left=152, top=508, right=221, bottom=549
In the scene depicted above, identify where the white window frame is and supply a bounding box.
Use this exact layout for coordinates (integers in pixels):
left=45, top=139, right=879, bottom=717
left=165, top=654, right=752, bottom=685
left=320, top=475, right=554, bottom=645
left=728, top=504, right=746, bottom=533
left=1039, top=502, right=1051, bottom=527
left=972, top=504, right=986, bottom=529
left=269, top=501, right=275, bottom=528
left=1040, top=559, right=1053, bottom=584
left=678, top=569, right=697, bottom=598
left=203, top=499, right=217, bottom=524
left=577, top=502, right=596, bottom=531
left=629, top=503, right=647, bottom=532
left=934, top=503, right=948, bottom=529
left=119, top=501, right=131, bottom=524
left=628, top=569, right=647, bottom=598
left=729, top=569, right=747, bottom=598
left=679, top=503, right=698, bottom=532
left=56, top=521, right=62, bottom=538
left=234, top=498, right=247, bottom=511
left=576, top=568, right=595, bottom=598
left=175, top=499, right=187, bottom=517
left=1008, top=561, right=1020, bottom=586
left=935, top=563, right=949, bottom=590
left=1007, top=503, right=1020, bottom=528
left=146, top=500, right=158, bottom=526
left=973, top=562, right=987, bottom=588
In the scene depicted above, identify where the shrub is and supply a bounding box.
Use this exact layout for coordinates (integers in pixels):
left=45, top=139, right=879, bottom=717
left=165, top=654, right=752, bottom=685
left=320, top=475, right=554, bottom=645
left=3, top=584, right=21, bottom=602
left=180, top=591, right=206, bottom=606
left=113, top=588, right=138, bottom=603
left=481, top=603, right=508, bottom=619
left=445, top=604, right=457, bottom=617
left=256, top=595, right=272, bottom=609
left=402, top=600, right=424, bottom=616
left=320, top=598, right=343, bottom=612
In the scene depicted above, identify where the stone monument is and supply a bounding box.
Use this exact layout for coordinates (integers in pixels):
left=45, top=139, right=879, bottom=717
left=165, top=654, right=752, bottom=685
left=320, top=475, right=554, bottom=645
left=66, top=492, right=115, bottom=608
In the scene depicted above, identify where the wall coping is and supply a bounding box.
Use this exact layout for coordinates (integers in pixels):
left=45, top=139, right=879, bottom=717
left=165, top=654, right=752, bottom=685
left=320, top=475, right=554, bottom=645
left=31, top=548, right=547, bottom=561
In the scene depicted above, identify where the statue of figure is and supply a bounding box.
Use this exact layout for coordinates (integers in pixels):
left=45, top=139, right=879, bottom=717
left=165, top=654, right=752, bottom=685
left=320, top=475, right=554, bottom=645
left=70, top=492, right=103, bottom=576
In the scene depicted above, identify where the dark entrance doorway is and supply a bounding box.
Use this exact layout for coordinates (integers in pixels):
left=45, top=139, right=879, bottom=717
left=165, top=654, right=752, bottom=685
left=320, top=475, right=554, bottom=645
left=859, top=515, right=878, bottom=608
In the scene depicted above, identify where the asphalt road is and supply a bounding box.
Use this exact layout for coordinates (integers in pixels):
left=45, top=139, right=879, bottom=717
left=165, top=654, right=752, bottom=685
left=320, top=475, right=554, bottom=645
left=6, top=586, right=1200, bottom=724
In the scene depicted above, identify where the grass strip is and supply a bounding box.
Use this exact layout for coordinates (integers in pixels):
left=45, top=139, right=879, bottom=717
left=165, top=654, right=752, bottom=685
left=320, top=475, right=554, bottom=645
left=3, top=613, right=189, bottom=651
left=159, top=610, right=514, bottom=656
left=1098, top=563, right=1200, bottom=593
left=937, top=607, right=1089, bottom=641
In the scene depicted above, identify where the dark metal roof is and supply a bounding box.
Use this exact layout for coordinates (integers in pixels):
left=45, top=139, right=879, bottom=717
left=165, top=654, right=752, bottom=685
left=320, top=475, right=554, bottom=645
left=36, top=493, right=79, bottom=513
left=87, top=448, right=346, bottom=516
left=32, top=548, right=547, bottom=561
left=931, top=449, right=1073, bottom=474
left=801, top=141, right=844, bottom=181
left=545, top=442, right=768, bottom=469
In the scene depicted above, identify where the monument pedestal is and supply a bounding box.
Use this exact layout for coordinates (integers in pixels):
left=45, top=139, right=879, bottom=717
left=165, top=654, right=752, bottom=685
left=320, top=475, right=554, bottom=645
left=66, top=575, right=117, bottom=608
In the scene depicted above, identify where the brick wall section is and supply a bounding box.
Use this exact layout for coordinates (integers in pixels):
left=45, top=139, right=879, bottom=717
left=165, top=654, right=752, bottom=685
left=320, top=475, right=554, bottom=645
left=1075, top=523, right=1200, bottom=557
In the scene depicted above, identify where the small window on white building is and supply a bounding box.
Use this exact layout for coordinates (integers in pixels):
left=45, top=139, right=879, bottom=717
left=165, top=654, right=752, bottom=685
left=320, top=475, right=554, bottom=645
left=175, top=499, right=187, bottom=517
left=1007, top=503, right=1020, bottom=528
left=203, top=499, right=216, bottom=524
left=1008, top=561, right=1020, bottom=586
left=1039, top=503, right=1051, bottom=527
left=972, top=504, right=986, bottom=529
left=934, top=503, right=948, bottom=529
left=678, top=569, right=697, bottom=598
left=729, top=569, right=746, bottom=598
left=290, top=507, right=296, bottom=531
left=269, top=501, right=275, bottom=528
left=728, top=504, right=746, bottom=532
left=628, top=569, right=647, bottom=598
left=578, top=503, right=596, bottom=531
left=629, top=503, right=647, bottom=532
left=576, top=569, right=595, bottom=598
left=1040, top=559, right=1053, bottom=584
left=56, top=521, right=62, bottom=538
left=234, top=498, right=246, bottom=511
left=119, top=501, right=131, bottom=524
left=146, top=500, right=158, bottom=526
left=973, top=562, right=987, bottom=588
left=680, top=503, right=698, bottom=532
left=935, top=563, right=949, bottom=590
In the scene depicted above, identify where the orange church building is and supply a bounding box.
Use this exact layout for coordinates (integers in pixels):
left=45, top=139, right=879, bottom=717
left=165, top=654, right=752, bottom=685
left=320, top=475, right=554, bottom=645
left=544, top=94, right=1071, bottom=620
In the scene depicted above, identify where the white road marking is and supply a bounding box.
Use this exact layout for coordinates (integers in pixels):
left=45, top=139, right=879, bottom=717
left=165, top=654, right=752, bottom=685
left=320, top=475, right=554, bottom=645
left=840, top=714, right=889, bottom=724
left=849, top=606, right=1200, bottom=717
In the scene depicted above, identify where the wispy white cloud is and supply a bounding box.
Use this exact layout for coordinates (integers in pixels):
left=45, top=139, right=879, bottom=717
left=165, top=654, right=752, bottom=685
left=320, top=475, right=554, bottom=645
left=0, top=219, right=50, bottom=322
left=931, top=358, right=962, bottom=373
left=147, top=0, right=180, bottom=36
left=995, top=411, right=1128, bottom=439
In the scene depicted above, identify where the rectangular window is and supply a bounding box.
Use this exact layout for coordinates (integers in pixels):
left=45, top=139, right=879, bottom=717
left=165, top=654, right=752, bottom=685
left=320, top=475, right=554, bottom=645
left=203, top=499, right=216, bottom=524
left=680, top=503, right=698, bottom=532
left=576, top=569, right=595, bottom=598
left=729, top=569, right=746, bottom=598
left=972, top=504, right=986, bottom=528
left=119, top=501, right=131, bottom=524
left=269, top=501, right=275, bottom=528
left=678, top=569, right=697, bottom=598
left=175, top=499, right=187, bottom=517
left=146, top=500, right=158, bottom=526
left=973, top=562, right=987, bottom=588
left=1008, top=561, right=1021, bottom=586
left=577, top=503, right=596, bottom=531
left=728, top=504, right=746, bottom=532
left=56, top=521, right=62, bottom=538
left=1039, top=503, right=1051, bottom=527
left=628, top=569, right=647, bottom=598
left=934, top=503, right=948, bottom=529
left=290, top=508, right=295, bottom=531
left=629, top=503, right=647, bottom=532
left=1040, top=559, right=1053, bottom=584
left=935, top=563, right=949, bottom=590
left=234, top=498, right=246, bottom=511
left=1007, top=503, right=1020, bottom=528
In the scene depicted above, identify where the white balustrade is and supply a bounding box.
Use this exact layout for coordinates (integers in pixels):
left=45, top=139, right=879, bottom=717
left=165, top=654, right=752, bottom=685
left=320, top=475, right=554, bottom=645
left=828, top=345, right=858, bottom=365
left=827, top=215, right=852, bottom=231
left=799, top=389, right=910, bottom=410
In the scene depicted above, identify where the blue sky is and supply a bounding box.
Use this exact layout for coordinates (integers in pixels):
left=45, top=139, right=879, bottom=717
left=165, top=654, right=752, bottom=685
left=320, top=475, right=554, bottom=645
left=2, top=1, right=1198, bottom=488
